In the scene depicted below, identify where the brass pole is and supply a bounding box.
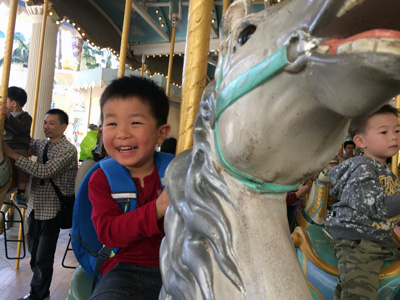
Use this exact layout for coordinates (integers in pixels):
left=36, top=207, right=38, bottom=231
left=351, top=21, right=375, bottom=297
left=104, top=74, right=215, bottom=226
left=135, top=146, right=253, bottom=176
left=0, top=0, right=18, bottom=137
left=141, top=54, right=145, bottom=77
left=118, top=0, right=133, bottom=78
left=30, top=0, right=50, bottom=138
left=166, top=17, right=177, bottom=97
left=87, top=86, right=93, bottom=125
left=176, top=0, right=213, bottom=154
left=392, top=95, right=400, bottom=177
left=223, top=0, right=230, bottom=15
left=0, top=0, right=23, bottom=270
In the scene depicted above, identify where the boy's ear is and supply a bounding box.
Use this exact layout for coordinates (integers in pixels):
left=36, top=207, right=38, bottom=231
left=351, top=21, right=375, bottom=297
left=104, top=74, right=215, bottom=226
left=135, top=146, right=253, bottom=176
left=353, top=135, right=366, bottom=149
left=157, top=124, right=171, bottom=144
left=9, top=99, right=17, bottom=107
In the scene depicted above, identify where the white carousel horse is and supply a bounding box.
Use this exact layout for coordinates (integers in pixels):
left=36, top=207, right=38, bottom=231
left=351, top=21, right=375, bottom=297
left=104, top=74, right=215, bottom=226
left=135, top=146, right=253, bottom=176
left=296, top=160, right=338, bottom=228
left=159, top=0, right=400, bottom=299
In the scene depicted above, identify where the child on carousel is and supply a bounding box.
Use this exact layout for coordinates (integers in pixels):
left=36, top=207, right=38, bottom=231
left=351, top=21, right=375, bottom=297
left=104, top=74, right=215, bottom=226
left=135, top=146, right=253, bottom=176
left=325, top=104, right=400, bottom=300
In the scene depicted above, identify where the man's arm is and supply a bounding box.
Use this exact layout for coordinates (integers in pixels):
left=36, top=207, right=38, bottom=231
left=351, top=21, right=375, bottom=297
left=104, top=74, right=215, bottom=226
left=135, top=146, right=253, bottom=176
left=4, top=142, right=77, bottom=179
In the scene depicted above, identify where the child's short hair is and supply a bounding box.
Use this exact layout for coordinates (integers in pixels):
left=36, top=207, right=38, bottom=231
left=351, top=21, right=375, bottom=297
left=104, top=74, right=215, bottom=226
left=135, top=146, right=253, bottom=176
left=344, top=140, right=355, bottom=148
left=46, top=108, right=69, bottom=125
left=100, top=76, right=169, bottom=127
left=349, top=104, right=399, bottom=138
left=8, top=86, right=27, bottom=107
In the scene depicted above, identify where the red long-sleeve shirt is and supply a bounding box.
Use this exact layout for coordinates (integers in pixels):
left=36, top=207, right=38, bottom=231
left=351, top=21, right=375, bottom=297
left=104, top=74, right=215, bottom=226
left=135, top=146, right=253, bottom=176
left=89, top=166, right=164, bottom=275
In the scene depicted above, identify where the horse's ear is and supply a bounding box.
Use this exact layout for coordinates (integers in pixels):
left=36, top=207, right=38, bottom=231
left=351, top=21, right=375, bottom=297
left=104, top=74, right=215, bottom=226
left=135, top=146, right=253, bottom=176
left=219, top=0, right=250, bottom=54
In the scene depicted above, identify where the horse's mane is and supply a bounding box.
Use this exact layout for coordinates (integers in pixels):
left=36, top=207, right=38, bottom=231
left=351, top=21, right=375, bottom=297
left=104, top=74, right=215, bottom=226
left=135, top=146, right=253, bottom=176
left=160, top=82, right=243, bottom=299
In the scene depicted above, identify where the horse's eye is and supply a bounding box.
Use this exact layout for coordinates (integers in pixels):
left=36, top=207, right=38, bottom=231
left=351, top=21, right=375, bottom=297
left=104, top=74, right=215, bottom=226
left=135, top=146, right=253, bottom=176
left=238, top=25, right=256, bottom=46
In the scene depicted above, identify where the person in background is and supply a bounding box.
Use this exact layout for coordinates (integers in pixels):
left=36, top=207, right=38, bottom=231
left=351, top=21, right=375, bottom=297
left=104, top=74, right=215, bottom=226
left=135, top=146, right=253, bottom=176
left=4, top=108, right=77, bottom=300
left=337, top=140, right=356, bottom=163
left=286, top=181, right=312, bottom=231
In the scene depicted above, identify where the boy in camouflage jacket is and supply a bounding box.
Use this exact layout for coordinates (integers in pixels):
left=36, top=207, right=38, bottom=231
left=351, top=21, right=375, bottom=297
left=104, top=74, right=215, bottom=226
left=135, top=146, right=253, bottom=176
left=326, top=104, right=400, bottom=300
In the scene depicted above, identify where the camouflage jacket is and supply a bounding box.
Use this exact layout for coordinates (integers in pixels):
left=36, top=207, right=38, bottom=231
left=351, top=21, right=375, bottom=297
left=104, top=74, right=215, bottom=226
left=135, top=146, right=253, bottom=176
left=325, top=156, right=400, bottom=247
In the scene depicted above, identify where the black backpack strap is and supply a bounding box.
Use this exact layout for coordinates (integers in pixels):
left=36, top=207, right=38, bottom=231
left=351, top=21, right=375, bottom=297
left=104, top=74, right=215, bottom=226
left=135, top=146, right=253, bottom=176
left=40, top=143, right=49, bottom=185
left=92, top=246, right=113, bottom=292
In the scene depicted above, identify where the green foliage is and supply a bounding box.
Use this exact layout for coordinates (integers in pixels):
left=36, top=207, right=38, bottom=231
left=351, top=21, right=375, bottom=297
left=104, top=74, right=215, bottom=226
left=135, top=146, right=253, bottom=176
left=0, top=35, right=30, bottom=67
left=81, top=41, right=102, bottom=69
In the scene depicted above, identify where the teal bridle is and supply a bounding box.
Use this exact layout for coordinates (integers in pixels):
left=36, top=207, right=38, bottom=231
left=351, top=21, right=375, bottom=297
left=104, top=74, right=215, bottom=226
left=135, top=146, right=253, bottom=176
left=214, top=46, right=300, bottom=194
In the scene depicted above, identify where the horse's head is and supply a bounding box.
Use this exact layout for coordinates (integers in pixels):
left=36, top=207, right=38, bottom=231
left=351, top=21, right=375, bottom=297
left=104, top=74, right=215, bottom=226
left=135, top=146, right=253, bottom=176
left=213, top=0, right=400, bottom=189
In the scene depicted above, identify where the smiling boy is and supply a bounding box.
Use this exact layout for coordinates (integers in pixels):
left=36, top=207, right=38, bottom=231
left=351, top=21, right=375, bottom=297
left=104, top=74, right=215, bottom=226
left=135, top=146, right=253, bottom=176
left=88, top=76, right=172, bottom=300
left=325, top=104, right=400, bottom=299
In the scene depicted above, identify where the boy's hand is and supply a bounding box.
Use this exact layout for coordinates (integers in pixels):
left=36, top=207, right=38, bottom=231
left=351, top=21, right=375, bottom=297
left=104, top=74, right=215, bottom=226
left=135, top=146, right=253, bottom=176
left=2, top=143, right=19, bottom=160
left=0, top=102, right=10, bottom=119
left=156, top=189, right=171, bottom=220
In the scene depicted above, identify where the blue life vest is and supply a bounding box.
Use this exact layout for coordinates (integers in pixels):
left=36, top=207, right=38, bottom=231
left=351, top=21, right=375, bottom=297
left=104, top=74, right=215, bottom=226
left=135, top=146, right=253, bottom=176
left=71, top=152, right=174, bottom=284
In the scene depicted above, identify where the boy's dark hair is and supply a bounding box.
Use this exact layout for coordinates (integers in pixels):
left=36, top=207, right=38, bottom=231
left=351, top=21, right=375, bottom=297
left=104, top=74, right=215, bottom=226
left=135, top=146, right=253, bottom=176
left=100, top=76, right=169, bottom=127
left=46, top=108, right=69, bottom=125
left=343, top=140, right=355, bottom=148
left=349, top=104, right=398, bottom=138
left=8, top=86, right=27, bottom=107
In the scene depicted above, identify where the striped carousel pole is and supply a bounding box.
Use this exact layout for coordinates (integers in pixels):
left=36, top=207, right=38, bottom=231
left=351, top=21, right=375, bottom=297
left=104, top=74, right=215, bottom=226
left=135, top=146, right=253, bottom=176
left=176, top=0, right=213, bottom=154
left=392, top=95, right=400, bottom=178
left=118, top=0, right=133, bottom=78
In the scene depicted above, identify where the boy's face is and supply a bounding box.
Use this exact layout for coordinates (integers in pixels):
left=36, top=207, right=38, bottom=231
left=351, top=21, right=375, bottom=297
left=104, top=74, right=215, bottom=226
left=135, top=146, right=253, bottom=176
left=344, top=144, right=355, bottom=157
left=6, top=98, right=16, bottom=111
left=101, top=97, right=170, bottom=177
left=354, top=113, right=400, bottom=165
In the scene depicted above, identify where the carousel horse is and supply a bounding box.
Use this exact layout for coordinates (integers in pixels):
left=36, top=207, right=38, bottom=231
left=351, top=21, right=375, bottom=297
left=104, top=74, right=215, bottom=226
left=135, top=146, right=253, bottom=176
left=0, top=138, right=15, bottom=234
left=296, top=160, right=338, bottom=228
left=159, top=0, right=400, bottom=299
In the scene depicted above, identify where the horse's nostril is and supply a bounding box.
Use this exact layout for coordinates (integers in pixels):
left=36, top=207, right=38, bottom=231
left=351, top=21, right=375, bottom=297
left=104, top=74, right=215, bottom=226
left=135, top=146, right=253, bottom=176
left=287, top=37, right=300, bottom=62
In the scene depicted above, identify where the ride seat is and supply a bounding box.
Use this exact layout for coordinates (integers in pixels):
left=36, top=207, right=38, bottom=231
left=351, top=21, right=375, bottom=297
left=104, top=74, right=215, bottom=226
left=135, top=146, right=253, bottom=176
left=292, top=225, right=400, bottom=279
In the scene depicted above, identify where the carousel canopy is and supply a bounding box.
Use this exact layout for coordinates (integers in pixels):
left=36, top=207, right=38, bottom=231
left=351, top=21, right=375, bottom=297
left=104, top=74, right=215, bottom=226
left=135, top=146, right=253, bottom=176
left=26, top=0, right=267, bottom=85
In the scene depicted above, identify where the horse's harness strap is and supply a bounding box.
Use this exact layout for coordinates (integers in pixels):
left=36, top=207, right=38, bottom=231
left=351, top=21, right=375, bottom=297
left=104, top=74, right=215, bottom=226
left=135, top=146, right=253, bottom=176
left=213, top=46, right=299, bottom=194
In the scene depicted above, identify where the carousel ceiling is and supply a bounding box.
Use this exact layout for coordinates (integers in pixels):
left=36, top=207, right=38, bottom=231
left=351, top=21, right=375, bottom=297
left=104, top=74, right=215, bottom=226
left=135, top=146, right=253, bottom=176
left=28, top=0, right=267, bottom=86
